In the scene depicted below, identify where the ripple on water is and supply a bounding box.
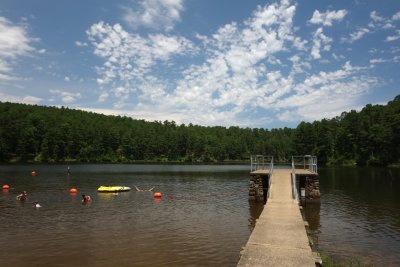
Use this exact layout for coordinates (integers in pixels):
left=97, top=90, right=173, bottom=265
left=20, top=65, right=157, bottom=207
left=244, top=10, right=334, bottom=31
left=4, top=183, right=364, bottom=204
left=0, top=165, right=253, bottom=267
left=308, top=177, right=400, bottom=267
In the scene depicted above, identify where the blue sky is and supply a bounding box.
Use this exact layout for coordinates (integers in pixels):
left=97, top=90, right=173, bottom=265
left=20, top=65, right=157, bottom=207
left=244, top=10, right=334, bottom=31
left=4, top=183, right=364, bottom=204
left=0, top=0, right=399, bottom=128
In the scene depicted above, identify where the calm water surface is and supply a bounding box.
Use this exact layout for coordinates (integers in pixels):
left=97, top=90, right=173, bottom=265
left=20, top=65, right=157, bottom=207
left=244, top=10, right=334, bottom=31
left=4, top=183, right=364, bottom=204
left=0, top=164, right=263, bottom=267
left=305, top=167, right=400, bottom=266
left=2, top=165, right=400, bottom=267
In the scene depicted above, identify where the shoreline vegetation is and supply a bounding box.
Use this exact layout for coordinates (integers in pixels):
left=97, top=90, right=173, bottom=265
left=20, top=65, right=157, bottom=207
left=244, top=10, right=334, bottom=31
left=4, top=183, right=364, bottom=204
left=2, top=159, right=252, bottom=165
left=320, top=254, right=373, bottom=267
left=0, top=95, right=399, bottom=166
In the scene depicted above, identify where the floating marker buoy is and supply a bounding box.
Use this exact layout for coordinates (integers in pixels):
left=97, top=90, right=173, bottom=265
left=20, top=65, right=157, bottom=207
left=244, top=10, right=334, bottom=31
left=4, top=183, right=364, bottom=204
left=153, top=192, right=162, bottom=198
left=2, top=184, right=10, bottom=190
left=69, top=188, right=78, bottom=193
left=31, top=171, right=36, bottom=177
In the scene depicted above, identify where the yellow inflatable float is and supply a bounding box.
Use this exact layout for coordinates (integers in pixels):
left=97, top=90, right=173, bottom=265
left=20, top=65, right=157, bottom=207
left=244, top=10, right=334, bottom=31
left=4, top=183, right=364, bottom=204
left=97, top=186, right=131, bottom=193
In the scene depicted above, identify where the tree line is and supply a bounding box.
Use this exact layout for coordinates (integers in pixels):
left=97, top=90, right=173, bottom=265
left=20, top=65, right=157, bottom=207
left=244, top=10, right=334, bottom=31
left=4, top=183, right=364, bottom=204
left=0, top=95, right=399, bottom=165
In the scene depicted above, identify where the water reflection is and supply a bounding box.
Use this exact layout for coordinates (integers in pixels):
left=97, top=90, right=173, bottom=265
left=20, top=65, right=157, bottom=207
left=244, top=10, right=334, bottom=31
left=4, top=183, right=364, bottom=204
left=0, top=164, right=253, bottom=267
left=248, top=200, right=264, bottom=231
left=303, top=202, right=321, bottom=250
left=303, top=167, right=400, bottom=266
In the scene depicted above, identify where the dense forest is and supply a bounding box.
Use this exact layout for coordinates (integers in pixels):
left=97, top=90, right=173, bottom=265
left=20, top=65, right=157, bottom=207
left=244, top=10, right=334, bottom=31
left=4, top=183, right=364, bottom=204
left=0, top=95, right=399, bottom=166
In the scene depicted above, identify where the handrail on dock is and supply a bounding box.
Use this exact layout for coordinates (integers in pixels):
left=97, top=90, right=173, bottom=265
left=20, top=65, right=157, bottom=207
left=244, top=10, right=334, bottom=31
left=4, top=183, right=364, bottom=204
left=250, top=155, right=274, bottom=201
left=291, top=155, right=318, bottom=173
left=250, top=155, right=273, bottom=172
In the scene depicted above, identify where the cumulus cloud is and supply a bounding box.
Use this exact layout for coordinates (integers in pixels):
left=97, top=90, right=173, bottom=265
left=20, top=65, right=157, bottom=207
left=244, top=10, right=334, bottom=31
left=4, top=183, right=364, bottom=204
left=87, top=22, right=196, bottom=90
left=0, top=16, right=35, bottom=78
left=274, top=62, right=377, bottom=121
left=123, top=0, right=184, bottom=31
left=86, top=1, right=309, bottom=126
left=309, top=9, right=348, bottom=27
left=343, top=10, right=400, bottom=47
left=368, top=10, right=400, bottom=31
left=0, top=73, right=17, bottom=81
left=369, top=58, right=388, bottom=65
left=75, top=41, right=88, bottom=47
left=50, top=89, right=82, bottom=104
left=393, top=11, right=400, bottom=21
left=370, top=11, right=384, bottom=23
left=311, top=28, right=332, bottom=59
left=308, top=10, right=346, bottom=60
left=86, top=1, right=381, bottom=127
left=0, top=91, right=42, bottom=104
left=98, top=91, right=109, bottom=103
left=386, top=30, right=400, bottom=42
left=344, top=27, right=370, bottom=43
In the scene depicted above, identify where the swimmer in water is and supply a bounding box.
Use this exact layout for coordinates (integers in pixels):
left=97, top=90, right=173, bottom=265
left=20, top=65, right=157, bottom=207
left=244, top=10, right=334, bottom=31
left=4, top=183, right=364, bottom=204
left=81, top=194, right=91, bottom=203
left=134, top=186, right=154, bottom=192
left=33, top=201, right=41, bottom=208
left=16, top=191, right=27, bottom=201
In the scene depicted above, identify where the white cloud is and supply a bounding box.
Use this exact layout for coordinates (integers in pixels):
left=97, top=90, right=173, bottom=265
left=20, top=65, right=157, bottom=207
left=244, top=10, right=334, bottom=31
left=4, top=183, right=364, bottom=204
left=393, top=11, right=400, bottom=21
left=364, top=11, right=400, bottom=44
left=344, top=27, right=370, bottom=43
left=311, top=27, right=332, bottom=59
left=88, top=0, right=303, bottom=126
left=308, top=10, right=345, bottom=60
left=0, top=16, right=35, bottom=77
left=87, top=21, right=196, bottom=91
left=0, top=59, right=11, bottom=73
left=369, top=58, right=388, bottom=65
left=386, top=30, right=400, bottom=42
left=75, top=41, right=88, bottom=47
left=273, top=62, right=377, bottom=121
left=157, top=0, right=301, bottom=124
left=370, top=11, right=384, bottom=22
left=112, top=86, right=129, bottom=99
left=87, top=1, right=381, bottom=127
left=123, top=0, right=184, bottom=31
left=369, top=10, right=399, bottom=31
left=0, top=73, right=17, bottom=81
left=0, top=91, right=42, bottom=104
left=309, top=9, right=348, bottom=27
left=64, top=76, right=70, bottom=82
left=50, top=89, right=82, bottom=104
left=98, top=91, right=109, bottom=103
left=0, top=17, right=34, bottom=58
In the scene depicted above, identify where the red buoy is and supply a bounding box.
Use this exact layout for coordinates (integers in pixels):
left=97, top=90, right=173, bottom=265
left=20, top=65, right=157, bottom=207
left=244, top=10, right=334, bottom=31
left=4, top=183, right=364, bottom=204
left=153, top=192, right=162, bottom=198
left=31, top=171, right=36, bottom=177
left=2, top=184, right=10, bottom=190
left=69, top=188, right=78, bottom=193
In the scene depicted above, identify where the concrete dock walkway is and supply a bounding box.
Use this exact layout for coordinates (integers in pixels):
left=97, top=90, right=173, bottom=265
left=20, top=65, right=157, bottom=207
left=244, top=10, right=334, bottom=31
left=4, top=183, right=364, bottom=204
left=237, top=169, right=316, bottom=267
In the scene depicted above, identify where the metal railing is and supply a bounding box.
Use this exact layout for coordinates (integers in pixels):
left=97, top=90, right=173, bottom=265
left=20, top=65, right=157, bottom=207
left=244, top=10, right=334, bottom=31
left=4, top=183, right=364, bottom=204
left=291, top=155, right=318, bottom=173
left=250, top=155, right=274, bottom=172
left=267, top=171, right=273, bottom=200
left=291, top=172, right=298, bottom=202
left=291, top=155, right=317, bottom=202
left=250, top=155, right=274, bottom=201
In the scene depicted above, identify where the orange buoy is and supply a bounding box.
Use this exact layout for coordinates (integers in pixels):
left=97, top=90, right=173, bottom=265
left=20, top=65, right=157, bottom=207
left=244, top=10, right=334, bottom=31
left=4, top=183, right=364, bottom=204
left=2, top=184, right=10, bottom=190
left=31, top=171, right=36, bottom=177
left=153, top=192, right=162, bottom=198
left=69, top=188, right=78, bottom=193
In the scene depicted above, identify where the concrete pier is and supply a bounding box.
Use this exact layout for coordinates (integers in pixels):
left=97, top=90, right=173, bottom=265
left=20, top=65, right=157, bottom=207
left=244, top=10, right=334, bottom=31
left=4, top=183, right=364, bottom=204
left=237, top=169, right=316, bottom=267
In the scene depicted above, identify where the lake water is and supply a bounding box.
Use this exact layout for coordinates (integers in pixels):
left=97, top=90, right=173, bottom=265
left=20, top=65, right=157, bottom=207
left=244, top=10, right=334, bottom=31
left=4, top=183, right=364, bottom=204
left=304, top=167, right=400, bottom=266
left=0, top=164, right=261, bottom=267
left=1, top=165, right=400, bottom=267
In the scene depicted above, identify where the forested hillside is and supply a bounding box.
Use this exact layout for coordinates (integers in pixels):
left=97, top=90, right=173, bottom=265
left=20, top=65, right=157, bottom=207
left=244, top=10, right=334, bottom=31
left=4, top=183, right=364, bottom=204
left=294, top=95, right=400, bottom=166
left=0, top=95, right=399, bottom=165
